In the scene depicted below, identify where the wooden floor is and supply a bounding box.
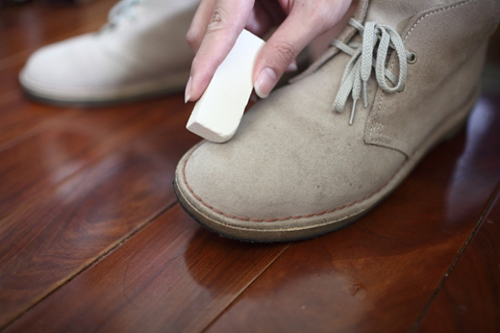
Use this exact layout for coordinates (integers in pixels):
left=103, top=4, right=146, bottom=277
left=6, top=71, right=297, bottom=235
left=1, top=1, right=499, bottom=332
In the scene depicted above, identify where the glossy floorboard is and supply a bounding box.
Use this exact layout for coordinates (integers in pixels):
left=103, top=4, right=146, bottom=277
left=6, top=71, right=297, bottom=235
left=1, top=1, right=499, bottom=332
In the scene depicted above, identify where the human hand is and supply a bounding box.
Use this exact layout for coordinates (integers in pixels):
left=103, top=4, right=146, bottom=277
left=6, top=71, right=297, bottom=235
left=184, top=0, right=353, bottom=103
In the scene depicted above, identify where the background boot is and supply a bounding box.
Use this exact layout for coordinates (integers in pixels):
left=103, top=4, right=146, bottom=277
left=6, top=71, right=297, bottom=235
left=19, top=0, right=199, bottom=105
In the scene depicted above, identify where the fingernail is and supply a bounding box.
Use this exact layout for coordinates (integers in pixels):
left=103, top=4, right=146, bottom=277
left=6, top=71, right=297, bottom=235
left=287, top=62, right=298, bottom=72
left=184, top=76, right=192, bottom=103
left=254, top=68, right=277, bottom=99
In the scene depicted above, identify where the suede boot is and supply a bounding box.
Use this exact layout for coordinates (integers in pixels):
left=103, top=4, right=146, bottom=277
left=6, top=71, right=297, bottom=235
left=174, top=0, right=500, bottom=242
left=19, top=0, right=199, bottom=105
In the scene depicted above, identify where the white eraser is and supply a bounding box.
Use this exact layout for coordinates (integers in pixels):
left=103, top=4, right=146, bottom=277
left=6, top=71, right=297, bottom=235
left=186, top=30, right=265, bottom=143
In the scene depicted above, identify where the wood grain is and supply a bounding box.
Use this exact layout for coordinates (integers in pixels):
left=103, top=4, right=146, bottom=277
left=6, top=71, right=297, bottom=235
left=204, top=96, right=500, bottom=333
left=416, top=185, right=500, bottom=332
left=0, top=97, right=200, bottom=328
left=0, top=90, right=76, bottom=150
left=4, top=95, right=499, bottom=332
left=0, top=100, right=143, bottom=218
left=5, top=205, right=288, bottom=333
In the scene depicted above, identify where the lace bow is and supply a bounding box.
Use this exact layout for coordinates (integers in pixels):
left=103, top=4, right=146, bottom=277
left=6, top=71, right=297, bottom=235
left=332, top=19, right=414, bottom=125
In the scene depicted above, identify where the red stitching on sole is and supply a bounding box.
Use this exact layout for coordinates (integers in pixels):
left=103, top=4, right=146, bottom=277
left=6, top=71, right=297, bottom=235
left=181, top=150, right=404, bottom=223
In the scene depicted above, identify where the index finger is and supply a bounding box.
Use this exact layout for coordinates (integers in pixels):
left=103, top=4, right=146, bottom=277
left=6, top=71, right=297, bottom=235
left=186, top=0, right=255, bottom=103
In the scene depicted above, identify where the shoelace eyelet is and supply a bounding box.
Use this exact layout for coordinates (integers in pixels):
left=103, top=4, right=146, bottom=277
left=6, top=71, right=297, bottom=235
left=407, top=52, right=418, bottom=64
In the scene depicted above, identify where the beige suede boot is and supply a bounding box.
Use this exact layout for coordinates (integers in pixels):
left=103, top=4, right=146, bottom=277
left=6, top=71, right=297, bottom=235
left=175, top=0, right=500, bottom=242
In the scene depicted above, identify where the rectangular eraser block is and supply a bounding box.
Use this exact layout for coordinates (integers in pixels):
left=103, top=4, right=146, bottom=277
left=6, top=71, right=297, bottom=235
left=186, top=30, right=265, bottom=143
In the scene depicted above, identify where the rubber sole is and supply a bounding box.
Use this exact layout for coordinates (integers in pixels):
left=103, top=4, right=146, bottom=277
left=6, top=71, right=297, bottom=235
left=19, top=70, right=189, bottom=107
left=174, top=175, right=376, bottom=243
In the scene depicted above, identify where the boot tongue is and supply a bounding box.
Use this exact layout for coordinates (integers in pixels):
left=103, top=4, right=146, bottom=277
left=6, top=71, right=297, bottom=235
left=291, top=0, right=370, bottom=82
left=335, top=0, right=370, bottom=45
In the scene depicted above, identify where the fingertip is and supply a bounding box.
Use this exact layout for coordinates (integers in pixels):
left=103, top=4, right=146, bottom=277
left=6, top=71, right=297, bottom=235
left=185, top=69, right=212, bottom=103
left=254, top=67, right=278, bottom=99
left=286, top=60, right=298, bottom=73
left=184, top=76, right=192, bottom=104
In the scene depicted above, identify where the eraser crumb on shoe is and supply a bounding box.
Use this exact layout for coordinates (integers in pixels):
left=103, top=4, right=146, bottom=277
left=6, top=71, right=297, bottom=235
left=186, top=30, right=265, bottom=143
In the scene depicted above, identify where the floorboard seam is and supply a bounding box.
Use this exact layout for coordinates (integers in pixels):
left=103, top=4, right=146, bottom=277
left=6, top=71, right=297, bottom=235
left=0, top=201, right=179, bottom=332
left=199, top=243, right=293, bottom=333
left=410, top=183, right=500, bottom=332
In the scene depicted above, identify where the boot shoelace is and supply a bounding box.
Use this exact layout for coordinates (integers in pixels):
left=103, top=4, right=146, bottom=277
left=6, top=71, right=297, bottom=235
left=332, top=18, right=415, bottom=125
left=103, top=0, right=148, bottom=30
